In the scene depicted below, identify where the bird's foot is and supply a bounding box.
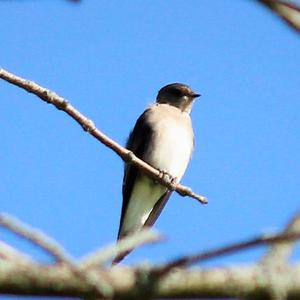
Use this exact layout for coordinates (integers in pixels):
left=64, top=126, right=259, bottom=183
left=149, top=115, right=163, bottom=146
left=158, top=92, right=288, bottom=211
left=169, top=176, right=178, bottom=191
left=158, top=169, right=171, bottom=181
left=158, top=169, right=178, bottom=190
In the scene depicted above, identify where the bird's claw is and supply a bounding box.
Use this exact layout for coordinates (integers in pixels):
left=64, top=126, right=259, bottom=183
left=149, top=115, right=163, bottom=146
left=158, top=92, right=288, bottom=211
left=158, top=169, right=169, bottom=180
left=158, top=169, right=178, bottom=190
left=169, top=176, right=178, bottom=191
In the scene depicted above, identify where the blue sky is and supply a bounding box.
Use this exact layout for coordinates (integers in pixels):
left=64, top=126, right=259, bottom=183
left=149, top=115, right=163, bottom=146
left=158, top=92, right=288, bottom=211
left=1, top=0, right=300, bottom=297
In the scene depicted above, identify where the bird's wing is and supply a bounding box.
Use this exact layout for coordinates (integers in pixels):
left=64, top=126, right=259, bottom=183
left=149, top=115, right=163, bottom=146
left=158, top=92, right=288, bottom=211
left=144, top=190, right=172, bottom=227
left=117, top=108, right=155, bottom=240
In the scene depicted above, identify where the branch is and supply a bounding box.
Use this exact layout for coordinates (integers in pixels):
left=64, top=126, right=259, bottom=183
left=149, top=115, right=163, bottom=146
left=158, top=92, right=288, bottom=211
left=0, top=214, right=118, bottom=298
left=1, top=212, right=300, bottom=299
left=261, top=211, right=300, bottom=264
left=80, top=228, right=163, bottom=268
left=153, top=228, right=300, bottom=276
left=1, top=262, right=300, bottom=299
left=258, top=0, right=300, bottom=33
left=0, top=213, right=74, bottom=264
left=0, top=67, right=207, bottom=205
left=0, top=241, right=33, bottom=264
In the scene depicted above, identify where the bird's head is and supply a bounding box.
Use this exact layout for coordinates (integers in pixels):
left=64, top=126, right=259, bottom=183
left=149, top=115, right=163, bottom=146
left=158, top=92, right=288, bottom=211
left=156, top=83, right=200, bottom=113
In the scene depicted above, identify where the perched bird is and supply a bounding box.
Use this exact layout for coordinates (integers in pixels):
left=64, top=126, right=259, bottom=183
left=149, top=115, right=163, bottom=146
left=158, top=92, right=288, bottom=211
left=113, top=83, right=200, bottom=264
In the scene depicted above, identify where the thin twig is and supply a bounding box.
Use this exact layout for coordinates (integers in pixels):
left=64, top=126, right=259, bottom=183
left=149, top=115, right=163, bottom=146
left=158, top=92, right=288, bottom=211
left=0, top=214, right=113, bottom=298
left=0, top=213, right=74, bottom=264
left=261, top=211, right=300, bottom=264
left=154, top=230, right=300, bottom=276
left=0, top=67, right=207, bottom=205
left=80, top=228, right=162, bottom=269
left=0, top=213, right=159, bottom=296
left=258, top=0, right=300, bottom=33
left=0, top=241, right=33, bottom=264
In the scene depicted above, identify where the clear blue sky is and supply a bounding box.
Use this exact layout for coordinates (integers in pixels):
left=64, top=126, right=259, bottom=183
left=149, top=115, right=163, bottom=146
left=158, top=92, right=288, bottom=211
left=1, top=1, right=300, bottom=298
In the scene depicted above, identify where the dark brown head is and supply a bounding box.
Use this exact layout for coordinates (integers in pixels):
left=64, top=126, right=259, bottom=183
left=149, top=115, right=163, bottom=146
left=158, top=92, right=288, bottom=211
left=156, top=83, right=200, bottom=113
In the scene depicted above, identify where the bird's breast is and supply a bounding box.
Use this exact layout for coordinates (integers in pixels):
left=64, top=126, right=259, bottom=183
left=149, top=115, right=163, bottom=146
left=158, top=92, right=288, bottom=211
left=145, top=116, right=193, bottom=180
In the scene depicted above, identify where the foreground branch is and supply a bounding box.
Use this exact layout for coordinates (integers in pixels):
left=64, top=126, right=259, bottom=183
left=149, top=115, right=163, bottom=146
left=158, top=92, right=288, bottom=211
left=0, top=67, right=207, bottom=205
left=0, top=212, right=300, bottom=299
left=0, top=241, right=33, bottom=264
left=0, top=214, right=74, bottom=264
left=0, top=213, right=162, bottom=268
left=1, top=262, right=300, bottom=299
left=80, top=228, right=162, bottom=268
left=154, top=228, right=300, bottom=275
left=262, top=211, right=300, bottom=264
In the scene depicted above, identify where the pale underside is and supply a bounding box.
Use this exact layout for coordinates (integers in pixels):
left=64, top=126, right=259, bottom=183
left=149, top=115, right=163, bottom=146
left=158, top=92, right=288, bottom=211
left=121, top=108, right=193, bottom=235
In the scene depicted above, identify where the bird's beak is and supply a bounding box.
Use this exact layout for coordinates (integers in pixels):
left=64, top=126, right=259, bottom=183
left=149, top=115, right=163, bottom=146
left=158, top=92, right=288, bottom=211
left=192, top=93, right=201, bottom=98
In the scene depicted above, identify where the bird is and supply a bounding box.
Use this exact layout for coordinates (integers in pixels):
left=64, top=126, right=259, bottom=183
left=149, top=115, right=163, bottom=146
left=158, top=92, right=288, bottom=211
left=113, top=83, right=200, bottom=264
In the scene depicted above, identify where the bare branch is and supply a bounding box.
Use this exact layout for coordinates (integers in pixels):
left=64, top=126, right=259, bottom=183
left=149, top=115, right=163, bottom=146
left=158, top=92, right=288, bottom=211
left=0, top=241, right=33, bottom=264
left=1, top=262, right=300, bottom=299
left=0, top=214, right=115, bottom=298
left=261, top=211, right=300, bottom=264
left=0, top=67, right=207, bottom=205
left=258, top=0, right=300, bottom=33
left=0, top=213, right=74, bottom=264
left=154, top=228, right=300, bottom=275
left=80, top=228, right=162, bottom=268
left=0, top=212, right=300, bottom=298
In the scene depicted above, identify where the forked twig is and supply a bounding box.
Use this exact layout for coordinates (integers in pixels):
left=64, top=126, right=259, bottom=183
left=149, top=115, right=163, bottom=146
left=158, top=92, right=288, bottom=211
left=0, top=241, right=33, bottom=264
left=80, top=228, right=162, bottom=268
left=0, top=213, right=74, bottom=264
left=261, top=211, right=300, bottom=264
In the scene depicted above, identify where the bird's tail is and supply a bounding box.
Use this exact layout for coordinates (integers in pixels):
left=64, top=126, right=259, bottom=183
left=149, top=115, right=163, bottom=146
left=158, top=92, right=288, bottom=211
left=112, top=231, right=134, bottom=265
left=112, top=249, right=131, bottom=265
left=112, top=192, right=172, bottom=265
